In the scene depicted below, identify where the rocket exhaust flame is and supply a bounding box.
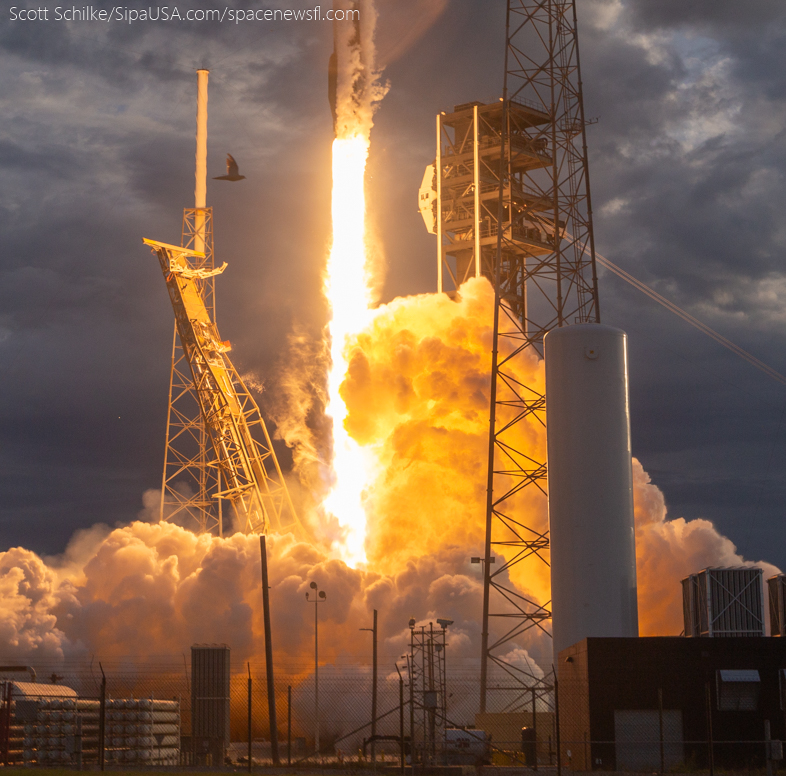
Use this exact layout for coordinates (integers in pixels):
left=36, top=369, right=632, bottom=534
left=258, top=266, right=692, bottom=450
left=323, top=133, right=375, bottom=564
left=321, top=0, right=387, bottom=565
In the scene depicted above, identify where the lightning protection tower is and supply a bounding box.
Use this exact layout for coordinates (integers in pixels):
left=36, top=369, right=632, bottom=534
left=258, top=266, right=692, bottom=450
left=160, top=69, right=222, bottom=534
left=419, top=0, right=600, bottom=712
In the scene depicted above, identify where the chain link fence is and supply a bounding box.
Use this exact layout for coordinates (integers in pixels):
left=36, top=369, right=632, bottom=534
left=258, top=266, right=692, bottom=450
left=0, top=660, right=782, bottom=771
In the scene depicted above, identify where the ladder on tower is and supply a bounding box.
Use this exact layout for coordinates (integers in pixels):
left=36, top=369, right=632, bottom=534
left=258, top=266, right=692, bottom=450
left=144, top=237, right=302, bottom=537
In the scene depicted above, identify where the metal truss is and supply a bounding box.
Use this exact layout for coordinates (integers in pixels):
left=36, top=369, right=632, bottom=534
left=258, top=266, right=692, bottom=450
left=147, top=237, right=302, bottom=537
left=160, top=207, right=222, bottom=534
left=477, top=0, right=600, bottom=712
left=407, top=622, right=449, bottom=766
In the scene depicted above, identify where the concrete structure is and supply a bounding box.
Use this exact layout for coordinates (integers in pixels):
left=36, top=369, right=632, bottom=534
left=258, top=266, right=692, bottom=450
left=545, top=324, right=639, bottom=661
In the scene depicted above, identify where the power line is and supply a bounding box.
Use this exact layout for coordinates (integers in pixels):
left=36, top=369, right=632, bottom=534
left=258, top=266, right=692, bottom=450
left=595, top=251, right=786, bottom=387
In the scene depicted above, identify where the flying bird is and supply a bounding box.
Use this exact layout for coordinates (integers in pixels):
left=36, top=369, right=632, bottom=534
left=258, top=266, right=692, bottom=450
left=213, top=153, right=246, bottom=181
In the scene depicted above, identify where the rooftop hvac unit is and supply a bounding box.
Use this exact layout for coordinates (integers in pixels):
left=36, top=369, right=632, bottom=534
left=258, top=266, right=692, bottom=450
left=769, top=575, right=786, bottom=637
left=681, top=567, right=764, bottom=637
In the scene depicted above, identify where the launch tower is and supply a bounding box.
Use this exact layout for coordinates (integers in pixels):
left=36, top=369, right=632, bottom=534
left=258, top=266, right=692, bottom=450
left=154, top=70, right=300, bottom=537
left=420, top=0, right=600, bottom=712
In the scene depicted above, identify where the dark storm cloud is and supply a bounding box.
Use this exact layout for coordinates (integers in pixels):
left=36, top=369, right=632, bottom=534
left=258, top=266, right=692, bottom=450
left=0, top=0, right=785, bottom=573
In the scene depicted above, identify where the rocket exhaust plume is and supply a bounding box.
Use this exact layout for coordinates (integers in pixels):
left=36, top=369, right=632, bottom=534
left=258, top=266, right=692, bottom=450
left=0, top=280, right=781, bottom=752
left=322, top=0, right=388, bottom=565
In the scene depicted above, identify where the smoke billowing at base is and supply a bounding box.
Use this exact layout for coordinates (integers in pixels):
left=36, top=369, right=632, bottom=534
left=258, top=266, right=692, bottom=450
left=0, top=280, right=779, bottom=730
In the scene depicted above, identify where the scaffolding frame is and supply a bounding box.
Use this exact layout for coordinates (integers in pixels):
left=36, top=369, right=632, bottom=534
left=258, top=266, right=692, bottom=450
left=407, top=623, right=448, bottom=766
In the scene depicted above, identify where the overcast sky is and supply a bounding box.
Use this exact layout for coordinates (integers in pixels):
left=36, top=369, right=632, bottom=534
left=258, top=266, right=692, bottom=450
left=1, top=0, right=785, bottom=571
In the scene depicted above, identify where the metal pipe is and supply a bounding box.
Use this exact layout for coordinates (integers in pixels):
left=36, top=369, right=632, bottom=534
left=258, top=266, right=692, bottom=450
left=436, top=114, right=443, bottom=293
left=194, top=69, right=209, bottom=256
left=195, top=69, right=209, bottom=210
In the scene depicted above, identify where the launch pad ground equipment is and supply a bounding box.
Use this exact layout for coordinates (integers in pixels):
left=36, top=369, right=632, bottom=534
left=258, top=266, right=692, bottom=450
left=144, top=238, right=301, bottom=536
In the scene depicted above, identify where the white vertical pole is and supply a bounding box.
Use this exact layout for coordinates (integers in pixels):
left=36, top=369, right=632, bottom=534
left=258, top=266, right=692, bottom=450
left=195, top=69, right=209, bottom=255
left=473, top=105, right=481, bottom=278
left=436, top=114, right=443, bottom=293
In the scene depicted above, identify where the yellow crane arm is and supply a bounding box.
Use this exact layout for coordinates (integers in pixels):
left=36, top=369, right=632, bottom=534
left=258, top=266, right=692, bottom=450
left=144, top=238, right=302, bottom=537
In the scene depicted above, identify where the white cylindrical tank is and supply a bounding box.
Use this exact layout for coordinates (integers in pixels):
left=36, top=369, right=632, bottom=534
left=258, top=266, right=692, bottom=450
left=544, top=323, right=639, bottom=662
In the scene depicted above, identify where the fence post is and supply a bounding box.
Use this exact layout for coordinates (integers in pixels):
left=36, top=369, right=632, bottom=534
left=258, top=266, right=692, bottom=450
left=400, top=674, right=405, bottom=774
left=247, top=663, right=252, bottom=773
left=765, top=720, right=773, bottom=776
left=76, top=714, right=83, bottom=771
left=287, top=685, right=292, bottom=766
left=532, top=686, right=538, bottom=771
left=705, top=680, right=714, bottom=776
left=658, top=687, right=664, bottom=774
left=98, top=664, right=106, bottom=771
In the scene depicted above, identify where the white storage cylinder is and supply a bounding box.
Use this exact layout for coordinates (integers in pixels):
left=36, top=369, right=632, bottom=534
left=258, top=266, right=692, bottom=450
left=544, top=323, right=639, bottom=661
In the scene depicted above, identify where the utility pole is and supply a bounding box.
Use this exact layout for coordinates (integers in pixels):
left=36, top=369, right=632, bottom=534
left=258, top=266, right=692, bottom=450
left=260, top=537, right=280, bottom=764
left=247, top=663, right=253, bottom=773
left=307, top=582, right=326, bottom=756
left=361, top=610, right=379, bottom=763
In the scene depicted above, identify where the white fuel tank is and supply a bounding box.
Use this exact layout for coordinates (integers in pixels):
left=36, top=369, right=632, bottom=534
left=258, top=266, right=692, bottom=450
left=544, top=323, right=639, bottom=661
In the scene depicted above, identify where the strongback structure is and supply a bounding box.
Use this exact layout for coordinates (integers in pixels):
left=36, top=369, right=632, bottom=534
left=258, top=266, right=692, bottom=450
left=420, top=0, right=600, bottom=712
left=155, top=69, right=300, bottom=537
left=144, top=237, right=301, bottom=536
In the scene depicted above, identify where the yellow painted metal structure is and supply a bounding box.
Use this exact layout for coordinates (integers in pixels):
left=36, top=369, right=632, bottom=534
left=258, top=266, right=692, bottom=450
left=145, top=237, right=302, bottom=537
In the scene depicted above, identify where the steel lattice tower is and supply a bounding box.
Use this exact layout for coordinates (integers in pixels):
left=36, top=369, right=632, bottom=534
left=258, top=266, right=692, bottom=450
left=479, top=0, right=600, bottom=712
left=407, top=622, right=449, bottom=766
left=157, top=69, right=300, bottom=538
left=159, top=206, right=222, bottom=535
left=420, top=0, right=600, bottom=712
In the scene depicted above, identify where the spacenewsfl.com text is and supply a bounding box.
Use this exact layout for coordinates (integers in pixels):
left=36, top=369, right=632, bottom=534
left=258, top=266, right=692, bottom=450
left=7, top=6, right=359, bottom=23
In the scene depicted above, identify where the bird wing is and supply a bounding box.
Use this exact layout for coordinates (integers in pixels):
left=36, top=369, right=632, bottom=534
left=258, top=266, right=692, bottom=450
left=227, top=154, right=239, bottom=177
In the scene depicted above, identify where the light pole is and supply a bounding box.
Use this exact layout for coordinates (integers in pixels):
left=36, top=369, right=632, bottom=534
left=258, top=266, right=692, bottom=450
left=360, top=609, right=378, bottom=764
left=306, top=581, right=326, bottom=756
left=471, top=556, right=494, bottom=713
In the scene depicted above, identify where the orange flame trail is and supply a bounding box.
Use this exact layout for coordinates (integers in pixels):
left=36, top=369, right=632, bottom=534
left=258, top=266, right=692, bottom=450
left=323, top=131, right=375, bottom=565
left=320, top=4, right=387, bottom=566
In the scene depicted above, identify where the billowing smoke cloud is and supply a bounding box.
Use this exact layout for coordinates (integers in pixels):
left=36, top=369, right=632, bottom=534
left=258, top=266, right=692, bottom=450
left=632, top=460, right=781, bottom=635
left=0, top=279, right=779, bottom=708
